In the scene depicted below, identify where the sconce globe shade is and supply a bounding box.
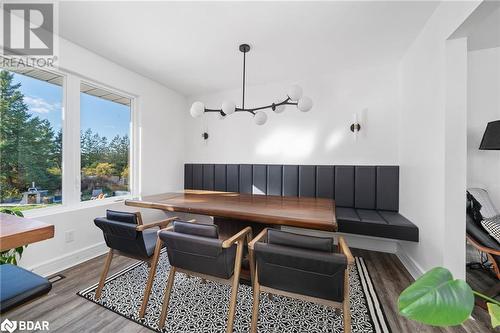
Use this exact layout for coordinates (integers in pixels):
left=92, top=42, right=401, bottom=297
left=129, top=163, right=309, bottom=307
left=222, top=101, right=236, bottom=115
left=297, top=96, right=313, bottom=112
left=190, top=101, right=205, bottom=118
left=287, top=85, right=303, bottom=101
left=273, top=99, right=286, bottom=113
left=254, top=111, right=267, bottom=125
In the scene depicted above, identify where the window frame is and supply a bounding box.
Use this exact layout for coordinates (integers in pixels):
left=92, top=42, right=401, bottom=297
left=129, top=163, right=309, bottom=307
left=8, top=67, right=140, bottom=218
left=78, top=79, right=135, bottom=204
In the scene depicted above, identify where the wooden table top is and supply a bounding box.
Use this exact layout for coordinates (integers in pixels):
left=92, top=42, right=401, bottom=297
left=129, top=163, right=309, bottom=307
left=125, top=190, right=337, bottom=231
left=0, top=213, right=55, bottom=251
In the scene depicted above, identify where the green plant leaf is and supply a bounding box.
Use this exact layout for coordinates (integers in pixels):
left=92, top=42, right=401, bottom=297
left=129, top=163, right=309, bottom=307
left=398, top=267, right=474, bottom=326
left=487, top=303, right=500, bottom=328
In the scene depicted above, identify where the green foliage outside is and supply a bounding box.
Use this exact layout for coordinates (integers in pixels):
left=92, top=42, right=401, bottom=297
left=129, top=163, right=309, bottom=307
left=398, top=266, right=500, bottom=329
left=0, top=69, right=129, bottom=206
left=0, top=70, right=61, bottom=202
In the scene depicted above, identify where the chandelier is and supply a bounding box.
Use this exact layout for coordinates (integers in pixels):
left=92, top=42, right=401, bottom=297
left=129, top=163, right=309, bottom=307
left=189, top=44, right=313, bottom=125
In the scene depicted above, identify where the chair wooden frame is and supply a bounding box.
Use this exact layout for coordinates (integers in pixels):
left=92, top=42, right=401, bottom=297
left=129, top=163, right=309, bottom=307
left=155, top=226, right=252, bottom=333
left=466, top=234, right=500, bottom=280
left=248, top=228, right=354, bottom=333
left=95, top=212, right=178, bottom=303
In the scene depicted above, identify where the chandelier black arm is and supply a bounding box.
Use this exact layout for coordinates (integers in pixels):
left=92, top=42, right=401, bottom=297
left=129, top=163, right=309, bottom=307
left=203, top=97, right=297, bottom=116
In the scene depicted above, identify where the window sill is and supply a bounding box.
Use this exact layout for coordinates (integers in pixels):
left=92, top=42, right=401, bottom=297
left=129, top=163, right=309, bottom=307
left=23, top=195, right=133, bottom=219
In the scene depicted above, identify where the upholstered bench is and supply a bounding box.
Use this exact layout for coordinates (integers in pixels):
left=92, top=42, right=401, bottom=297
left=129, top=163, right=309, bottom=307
left=0, top=264, right=52, bottom=313
left=184, top=164, right=419, bottom=242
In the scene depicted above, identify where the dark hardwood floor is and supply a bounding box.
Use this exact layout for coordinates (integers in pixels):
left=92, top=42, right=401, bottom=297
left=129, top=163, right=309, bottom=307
left=1, top=249, right=496, bottom=333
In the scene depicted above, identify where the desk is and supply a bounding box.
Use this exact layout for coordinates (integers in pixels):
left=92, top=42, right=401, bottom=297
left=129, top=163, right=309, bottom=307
left=0, top=213, right=55, bottom=251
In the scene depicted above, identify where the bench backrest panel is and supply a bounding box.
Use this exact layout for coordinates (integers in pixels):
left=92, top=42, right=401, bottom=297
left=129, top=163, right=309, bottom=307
left=184, top=164, right=399, bottom=211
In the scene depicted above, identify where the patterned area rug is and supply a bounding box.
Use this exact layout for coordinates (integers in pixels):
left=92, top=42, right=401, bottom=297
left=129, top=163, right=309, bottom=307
left=78, top=253, right=391, bottom=332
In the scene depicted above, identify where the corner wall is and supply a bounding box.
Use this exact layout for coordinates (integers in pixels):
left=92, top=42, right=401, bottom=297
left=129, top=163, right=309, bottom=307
left=397, top=1, right=480, bottom=278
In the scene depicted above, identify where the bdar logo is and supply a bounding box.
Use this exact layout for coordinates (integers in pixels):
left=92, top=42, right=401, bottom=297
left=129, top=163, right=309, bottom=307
left=0, top=319, right=17, bottom=333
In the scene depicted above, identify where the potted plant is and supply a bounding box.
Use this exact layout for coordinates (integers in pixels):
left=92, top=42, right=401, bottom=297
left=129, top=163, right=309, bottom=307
left=398, top=267, right=499, bottom=329
left=0, top=208, right=26, bottom=265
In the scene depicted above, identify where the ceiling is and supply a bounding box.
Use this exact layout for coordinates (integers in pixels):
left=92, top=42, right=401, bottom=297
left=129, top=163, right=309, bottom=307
left=59, top=1, right=439, bottom=97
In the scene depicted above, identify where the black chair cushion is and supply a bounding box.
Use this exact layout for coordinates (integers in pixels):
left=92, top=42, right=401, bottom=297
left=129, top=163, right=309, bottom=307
left=0, top=264, right=52, bottom=313
left=336, top=208, right=419, bottom=242
left=94, top=217, right=152, bottom=259
left=254, top=242, right=347, bottom=302
left=106, top=210, right=138, bottom=224
left=267, top=229, right=333, bottom=252
left=173, top=221, right=218, bottom=238
left=159, top=231, right=236, bottom=279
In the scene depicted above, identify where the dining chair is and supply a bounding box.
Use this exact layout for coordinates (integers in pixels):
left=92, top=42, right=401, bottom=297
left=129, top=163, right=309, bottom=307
left=249, top=229, right=354, bottom=333
left=154, top=221, right=252, bottom=333
left=93, top=209, right=177, bottom=317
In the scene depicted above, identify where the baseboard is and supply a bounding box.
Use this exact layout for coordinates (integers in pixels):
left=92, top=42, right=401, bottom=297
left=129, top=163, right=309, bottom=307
left=396, top=244, right=424, bottom=280
left=24, top=242, right=108, bottom=277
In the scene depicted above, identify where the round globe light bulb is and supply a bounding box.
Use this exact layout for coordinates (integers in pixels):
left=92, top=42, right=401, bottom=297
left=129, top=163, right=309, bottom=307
left=297, top=96, right=313, bottom=112
left=254, top=111, right=267, bottom=125
left=287, top=85, right=303, bottom=101
left=273, top=100, right=285, bottom=113
left=190, top=101, right=205, bottom=118
left=221, top=100, right=236, bottom=115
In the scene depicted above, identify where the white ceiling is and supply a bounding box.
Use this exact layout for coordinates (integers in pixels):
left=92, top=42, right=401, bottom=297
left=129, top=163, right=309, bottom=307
left=59, top=1, right=439, bottom=96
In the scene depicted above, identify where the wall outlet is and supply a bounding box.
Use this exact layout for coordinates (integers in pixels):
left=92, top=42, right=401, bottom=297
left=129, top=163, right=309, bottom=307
left=65, top=230, right=75, bottom=243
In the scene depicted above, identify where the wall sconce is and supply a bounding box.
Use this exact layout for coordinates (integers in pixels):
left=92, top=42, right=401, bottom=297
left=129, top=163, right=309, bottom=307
left=350, top=113, right=361, bottom=140
left=202, top=132, right=209, bottom=140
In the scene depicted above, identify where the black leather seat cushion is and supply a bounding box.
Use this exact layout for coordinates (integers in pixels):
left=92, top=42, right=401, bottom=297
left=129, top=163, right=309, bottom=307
left=0, top=264, right=52, bottom=313
left=336, top=208, right=419, bottom=242
left=159, top=231, right=236, bottom=279
left=255, top=242, right=347, bottom=302
left=267, top=229, right=333, bottom=252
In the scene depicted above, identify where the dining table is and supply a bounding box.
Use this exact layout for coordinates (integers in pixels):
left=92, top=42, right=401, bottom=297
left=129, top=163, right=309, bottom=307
left=126, top=190, right=337, bottom=281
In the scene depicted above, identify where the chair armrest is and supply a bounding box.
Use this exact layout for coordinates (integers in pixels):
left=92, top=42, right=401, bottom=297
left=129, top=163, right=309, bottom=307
left=222, top=227, right=252, bottom=248
left=248, top=228, right=268, bottom=250
left=338, top=236, right=354, bottom=265
left=136, top=216, right=178, bottom=231
left=467, top=235, right=500, bottom=256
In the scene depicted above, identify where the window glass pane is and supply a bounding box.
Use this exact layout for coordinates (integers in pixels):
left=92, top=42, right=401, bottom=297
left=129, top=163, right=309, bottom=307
left=80, top=83, right=131, bottom=201
left=0, top=68, right=63, bottom=211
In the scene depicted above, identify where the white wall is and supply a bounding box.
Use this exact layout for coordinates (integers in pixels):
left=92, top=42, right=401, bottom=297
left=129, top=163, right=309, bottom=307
left=185, top=64, right=399, bottom=165
left=20, top=39, right=187, bottom=275
left=467, top=47, right=500, bottom=206
left=397, top=1, right=480, bottom=279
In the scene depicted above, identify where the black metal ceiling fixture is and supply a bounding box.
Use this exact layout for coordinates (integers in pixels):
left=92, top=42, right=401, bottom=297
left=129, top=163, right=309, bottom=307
left=190, top=43, right=313, bottom=125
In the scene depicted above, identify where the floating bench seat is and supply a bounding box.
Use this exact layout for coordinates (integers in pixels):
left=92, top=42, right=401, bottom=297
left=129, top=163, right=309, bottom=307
left=184, top=164, right=419, bottom=242
left=0, top=264, right=52, bottom=313
left=336, top=208, right=418, bottom=242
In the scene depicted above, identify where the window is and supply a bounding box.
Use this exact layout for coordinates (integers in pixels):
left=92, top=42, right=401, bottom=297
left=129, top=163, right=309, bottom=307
left=0, top=68, right=63, bottom=211
left=80, top=83, right=131, bottom=201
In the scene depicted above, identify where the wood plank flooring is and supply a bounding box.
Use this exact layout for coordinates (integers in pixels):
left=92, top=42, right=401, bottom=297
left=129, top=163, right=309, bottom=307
left=1, top=249, right=496, bottom=333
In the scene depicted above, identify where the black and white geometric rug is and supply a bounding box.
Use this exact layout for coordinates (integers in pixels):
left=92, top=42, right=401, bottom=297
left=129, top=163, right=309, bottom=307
left=78, top=253, right=391, bottom=332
